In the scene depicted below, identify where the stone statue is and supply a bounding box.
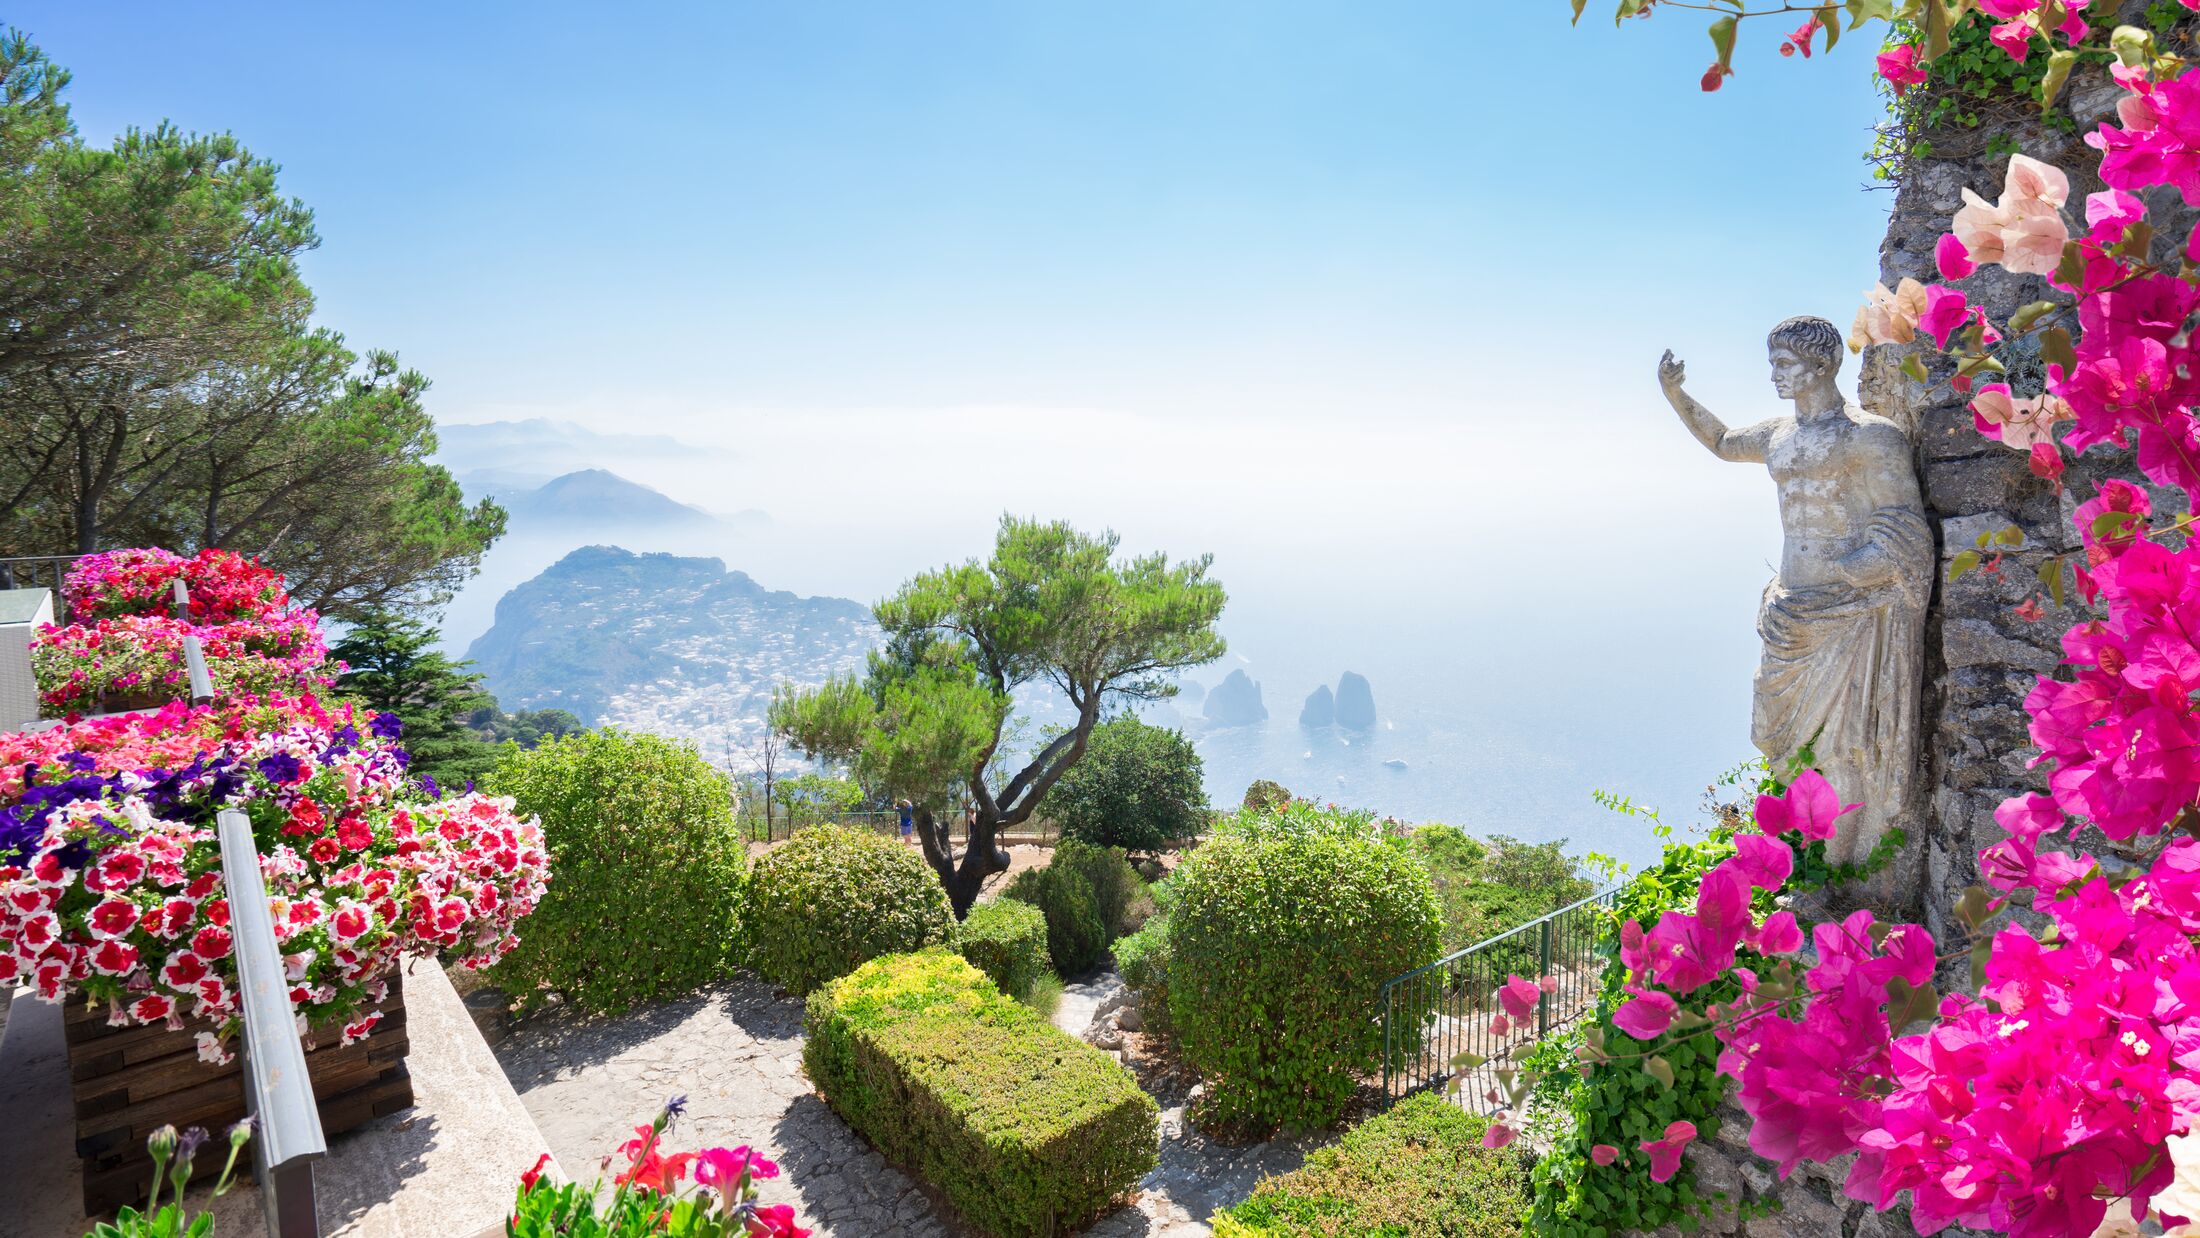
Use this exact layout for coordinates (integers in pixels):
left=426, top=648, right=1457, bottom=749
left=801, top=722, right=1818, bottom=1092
left=1658, top=316, right=1932, bottom=869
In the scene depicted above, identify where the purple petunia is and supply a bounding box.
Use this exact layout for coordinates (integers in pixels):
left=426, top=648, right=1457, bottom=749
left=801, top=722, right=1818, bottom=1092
left=368, top=712, right=403, bottom=740
left=257, top=753, right=304, bottom=785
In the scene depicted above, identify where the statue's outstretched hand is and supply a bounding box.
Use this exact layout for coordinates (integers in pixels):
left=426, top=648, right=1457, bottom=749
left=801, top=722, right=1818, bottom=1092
left=1658, top=350, right=1687, bottom=394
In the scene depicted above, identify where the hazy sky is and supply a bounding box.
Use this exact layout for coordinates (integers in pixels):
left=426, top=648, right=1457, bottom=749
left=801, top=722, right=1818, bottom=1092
left=16, top=2, right=1912, bottom=839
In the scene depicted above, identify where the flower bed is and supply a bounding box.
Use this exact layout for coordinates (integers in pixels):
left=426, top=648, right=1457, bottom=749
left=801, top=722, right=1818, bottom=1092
left=31, top=547, right=332, bottom=713
left=0, top=547, right=551, bottom=1213
left=802, top=950, right=1157, bottom=1238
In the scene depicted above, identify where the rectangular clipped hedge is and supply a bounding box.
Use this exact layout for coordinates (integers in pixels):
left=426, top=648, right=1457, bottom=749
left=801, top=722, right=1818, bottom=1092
left=802, top=949, right=1158, bottom=1238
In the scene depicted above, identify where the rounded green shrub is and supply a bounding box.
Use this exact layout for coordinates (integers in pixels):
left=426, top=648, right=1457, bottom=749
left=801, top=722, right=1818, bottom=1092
left=1045, top=716, right=1208, bottom=852
left=481, top=728, right=747, bottom=1015
left=1168, top=829, right=1441, bottom=1129
left=957, top=898, right=1053, bottom=1000
left=1003, top=865, right=1109, bottom=976
left=749, top=824, right=956, bottom=995
left=1111, top=915, right=1173, bottom=1036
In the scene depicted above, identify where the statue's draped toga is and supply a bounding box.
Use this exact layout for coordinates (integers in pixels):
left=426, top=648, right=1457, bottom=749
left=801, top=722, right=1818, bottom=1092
left=1751, top=506, right=1932, bottom=867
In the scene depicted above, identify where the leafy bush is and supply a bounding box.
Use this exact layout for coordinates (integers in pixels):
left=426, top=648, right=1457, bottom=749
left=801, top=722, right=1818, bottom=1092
left=748, top=824, right=956, bottom=995
left=1003, top=865, right=1109, bottom=976
left=1045, top=716, right=1208, bottom=851
left=1003, top=840, right=1147, bottom=975
left=1241, top=779, right=1293, bottom=813
left=483, top=729, right=746, bottom=1014
left=1111, top=915, right=1173, bottom=1036
left=1212, top=1092, right=1531, bottom=1237
left=956, top=898, right=1052, bottom=1001
left=803, top=951, right=1158, bottom=1238
left=1049, top=839, right=1147, bottom=937
left=1168, top=826, right=1442, bottom=1129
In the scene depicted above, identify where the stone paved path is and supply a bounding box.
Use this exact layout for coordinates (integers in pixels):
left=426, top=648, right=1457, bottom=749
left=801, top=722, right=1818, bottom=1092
left=493, top=974, right=1326, bottom=1237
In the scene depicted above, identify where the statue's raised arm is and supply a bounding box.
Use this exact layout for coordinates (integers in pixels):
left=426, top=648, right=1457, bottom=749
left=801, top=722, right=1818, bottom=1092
left=1659, top=349, right=1776, bottom=463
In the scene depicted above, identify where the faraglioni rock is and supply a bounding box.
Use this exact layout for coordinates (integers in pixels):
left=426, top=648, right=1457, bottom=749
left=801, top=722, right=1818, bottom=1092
left=1334, top=671, right=1376, bottom=730
left=1299, top=684, right=1335, bottom=728
left=1203, top=669, right=1268, bottom=727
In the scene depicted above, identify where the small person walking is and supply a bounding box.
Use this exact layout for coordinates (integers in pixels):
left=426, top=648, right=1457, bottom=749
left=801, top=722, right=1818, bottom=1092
left=897, top=798, right=914, bottom=845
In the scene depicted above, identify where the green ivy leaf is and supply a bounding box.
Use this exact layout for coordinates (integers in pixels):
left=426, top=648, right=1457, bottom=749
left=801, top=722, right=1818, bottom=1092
left=2041, top=326, right=2076, bottom=373
left=1817, top=5, right=1840, bottom=49
left=2039, top=47, right=2077, bottom=111
left=1645, top=1055, right=1675, bottom=1090
left=1948, top=549, right=1982, bottom=582
left=1847, top=0, right=1897, bottom=26
left=1900, top=353, right=1930, bottom=383
left=1708, top=15, right=1738, bottom=69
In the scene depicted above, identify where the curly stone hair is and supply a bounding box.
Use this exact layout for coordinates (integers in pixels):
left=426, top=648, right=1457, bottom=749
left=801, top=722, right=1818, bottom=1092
left=1767, top=315, right=1844, bottom=372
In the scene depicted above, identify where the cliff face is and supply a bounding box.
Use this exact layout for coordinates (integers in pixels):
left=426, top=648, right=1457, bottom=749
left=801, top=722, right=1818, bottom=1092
left=1299, top=684, right=1335, bottom=728
left=1334, top=671, right=1376, bottom=730
left=463, top=546, right=878, bottom=753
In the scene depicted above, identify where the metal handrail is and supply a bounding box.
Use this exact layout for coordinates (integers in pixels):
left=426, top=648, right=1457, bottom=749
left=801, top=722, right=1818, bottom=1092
left=1378, top=883, right=1623, bottom=1108
left=181, top=579, right=326, bottom=1236
left=0, top=554, right=86, bottom=622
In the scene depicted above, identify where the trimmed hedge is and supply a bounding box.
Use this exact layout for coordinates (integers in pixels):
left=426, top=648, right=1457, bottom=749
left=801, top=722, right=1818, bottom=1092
left=803, top=951, right=1159, bottom=1237
left=1213, top=1092, right=1531, bottom=1237
left=956, top=898, right=1052, bottom=1001
left=1050, top=839, right=1146, bottom=937
left=482, top=729, right=746, bottom=1015
left=1169, top=829, right=1442, bottom=1128
left=748, top=825, right=956, bottom=995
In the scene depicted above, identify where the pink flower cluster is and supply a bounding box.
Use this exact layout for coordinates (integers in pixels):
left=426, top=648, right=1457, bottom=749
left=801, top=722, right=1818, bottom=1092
left=0, top=698, right=547, bottom=1052
left=34, top=546, right=333, bottom=712
left=65, top=548, right=292, bottom=626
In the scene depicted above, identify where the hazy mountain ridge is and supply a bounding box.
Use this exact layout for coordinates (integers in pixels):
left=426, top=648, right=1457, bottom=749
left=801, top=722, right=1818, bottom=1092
left=464, top=546, right=879, bottom=759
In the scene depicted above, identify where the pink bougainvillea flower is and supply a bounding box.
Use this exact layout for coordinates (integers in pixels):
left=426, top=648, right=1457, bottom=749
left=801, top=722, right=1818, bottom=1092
left=1918, top=286, right=1972, bottom=349
left=1787, top=17, right=1819, bottom=58
left=1754, top=770, right=1859, bottom=841
left=1590, top=1144, right=1621, bottom=1166
left=1729, top=832, right=1793, bottom=892
left=1498, top=974, right=1541, bottom=1021
left=1482, top=1123, right=1518, bottom=1150
left=1877, top=44, right=1927, bottom=96
left=1755, top=910, right=1804, bottom=955
left=1970, top=383, right=2074, bottom=450
left=1935, top=232, right=1976, bottom=280
left=749, top=1203, right=812, bottom=1238
left=1640, top=1121, right=1698, bottom=1183
left=1989, top=19, right=2032, bottom=61
left=1614, top=987, right=1679, bottom=1040
left=1700, top=62, right=1729, bottom=93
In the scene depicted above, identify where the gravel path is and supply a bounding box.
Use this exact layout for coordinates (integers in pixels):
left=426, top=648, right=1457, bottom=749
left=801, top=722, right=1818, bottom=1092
left=492, top=971, right=1326, bottom=1237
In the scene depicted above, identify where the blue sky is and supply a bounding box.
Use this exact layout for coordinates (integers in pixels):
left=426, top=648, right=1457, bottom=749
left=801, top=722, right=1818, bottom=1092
left=13, top=2, right=1911, bottom=847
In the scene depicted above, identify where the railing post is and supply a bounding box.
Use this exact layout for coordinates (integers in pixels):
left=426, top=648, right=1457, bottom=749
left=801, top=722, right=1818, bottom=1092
left=1537, top=916, right=1554, bottom=1039
left=217, top=807, right=327, bottom=1237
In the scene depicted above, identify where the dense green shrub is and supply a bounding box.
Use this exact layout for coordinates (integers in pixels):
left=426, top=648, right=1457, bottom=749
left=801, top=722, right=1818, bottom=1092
left=956, top=898, right=1052, bottom=1001
left=1111, top=915, right=1173, bottom=1036
left=1240, top=779, right=1292, bottom=812
left=748, top=825, right=956, bottom=995
left=803, top=951, right=1159, bottom=1237
left=1049, top=839, right=1146, bottom=937
left=1045, top=716, right=1208, bottom=851
left=1003, top=865, right=1109, bottom=976
left=482, top=729, right=747, bottom=1015
left=1168, top=827, right=1441, bottom=1129
left=1213, top=1093, right=1531, bottom=1237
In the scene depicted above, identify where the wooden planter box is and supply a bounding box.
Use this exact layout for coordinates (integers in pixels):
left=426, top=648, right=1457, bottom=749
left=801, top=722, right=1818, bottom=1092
left=65, top=968, right=415, bottom=1215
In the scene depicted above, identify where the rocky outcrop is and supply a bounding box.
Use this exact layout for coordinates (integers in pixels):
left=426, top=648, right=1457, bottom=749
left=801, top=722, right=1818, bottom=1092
left=1203, top=669, right=1267, bottom=727
left=1298, top=684, right=1335, bottom=728
left=1334, top=671, right=1376, bottom=730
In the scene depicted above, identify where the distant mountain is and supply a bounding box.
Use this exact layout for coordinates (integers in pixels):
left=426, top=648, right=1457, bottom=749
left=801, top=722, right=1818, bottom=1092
left=502, top=469, right=719, bottom=528
left=464, top=546, right=878, bottom=755
left=1204, top=669, right=1268, bottom=727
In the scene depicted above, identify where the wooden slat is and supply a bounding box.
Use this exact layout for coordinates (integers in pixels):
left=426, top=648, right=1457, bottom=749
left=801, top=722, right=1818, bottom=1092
left=69, top=974, right=417, bottom=1217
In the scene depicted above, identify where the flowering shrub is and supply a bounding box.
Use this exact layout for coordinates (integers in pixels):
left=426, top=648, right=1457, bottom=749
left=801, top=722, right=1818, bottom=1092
left=1523, top=6, right=2200, bottom=1236
left=34, top=547, right=332, bottom=711
left=66, top=548, right=291, bottom=626
left=507, top=1098, right=809, bottom=1238
left=2, top=548, right=547, bottom=1057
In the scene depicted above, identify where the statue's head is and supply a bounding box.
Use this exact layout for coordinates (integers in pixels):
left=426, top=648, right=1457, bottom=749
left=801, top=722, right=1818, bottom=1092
left=1766, top=315, right=1843, bottom=401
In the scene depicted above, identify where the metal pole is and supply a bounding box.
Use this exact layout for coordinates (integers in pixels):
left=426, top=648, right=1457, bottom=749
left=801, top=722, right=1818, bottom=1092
left=217, top=807, right=327, bottom=1237
left=1537, top=917, right=1554, bottom=1039
left=176, top=580, right=215, bottom=704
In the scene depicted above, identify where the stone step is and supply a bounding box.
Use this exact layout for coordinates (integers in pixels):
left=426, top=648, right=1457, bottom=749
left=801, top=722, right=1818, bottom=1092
left=0, top=961, right=559, bottom=1237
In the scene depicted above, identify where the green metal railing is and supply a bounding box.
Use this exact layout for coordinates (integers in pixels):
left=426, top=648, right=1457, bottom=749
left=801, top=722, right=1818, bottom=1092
left=1378, top=885, right=1621, bottom=1112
